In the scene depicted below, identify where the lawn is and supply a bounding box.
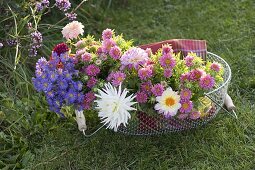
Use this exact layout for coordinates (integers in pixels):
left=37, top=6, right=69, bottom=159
left=2, top=0, right=255, bottom=169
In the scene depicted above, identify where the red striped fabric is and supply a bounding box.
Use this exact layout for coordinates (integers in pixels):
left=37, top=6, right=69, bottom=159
left=139, top=39, right=207, bottom=60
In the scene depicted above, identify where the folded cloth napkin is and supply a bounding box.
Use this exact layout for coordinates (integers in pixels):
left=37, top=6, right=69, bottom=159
left=139, top=39, right=207, bottom=60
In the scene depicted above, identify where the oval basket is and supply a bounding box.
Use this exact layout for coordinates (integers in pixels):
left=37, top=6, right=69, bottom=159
left=116, top=52, right=231, bottom=135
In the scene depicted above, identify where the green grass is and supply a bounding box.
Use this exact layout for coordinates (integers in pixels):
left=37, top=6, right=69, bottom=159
left=3, top=0, right=255, bottom=169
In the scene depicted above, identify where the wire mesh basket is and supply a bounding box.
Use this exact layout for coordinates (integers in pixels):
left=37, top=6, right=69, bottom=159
left=116, top=52, right=231, bottom=135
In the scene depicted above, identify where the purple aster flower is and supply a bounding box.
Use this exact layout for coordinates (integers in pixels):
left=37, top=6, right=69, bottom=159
left=102, top=28, right=113, bottom=40
left=163, top=68, right=172, bottom=78
left=138, top=67, right=153, bottom=80
left=159, top=54, right=176, bottom=68
left=151, top=83, right=164, bottom=96
left=109, top=46, right=121, bottom=60
left=180, top=100, right=193, bottom=113
left=140, top=81, right=152, bottom=94
left=41, top=80, right=52, bottom=92
left=184, top=55, right=194, bottom=67
left=48, top=71, right=58, bottom=82
left=111, top=71, right=126, bottom=86
left=77, top=93, right=85, bottom=103
left=46, top=59, right=58, bottom=71
left=190, top=111, right=201, bottom=120
left=85, top=64, right=100, bottom=77
left=55, top=0, right=71, bottom=11
left=199, top=74, right=215, bottom=90
left=210, top=62, right=221, bottom=72
left=65, top=12, right=77, bottom=21
left=46, top=90, right=55, bottom=98
left=136, top=91, right=148, bottom=103
left=75, top=81, right=83, bottom=91
left=58, top=78, right=68, bottom=89
left=60, top=52, right=69, bottom=62
left=87, top=77, right=98, bottom=88
left=81, top=52, right=91, bottom=62
left=63, top=71, right=72, bottom=81
left=180, top=88, right=192, bottom=100
left=65, top=90, right=77, bottom=104
left=189, top=69, right=205, bottom=81
left=36, top=57, right=47, bottom=71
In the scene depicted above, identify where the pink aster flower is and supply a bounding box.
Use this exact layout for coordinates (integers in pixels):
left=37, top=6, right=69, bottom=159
left=140, top=81, right=152, bottom=94
left=163, top=68, right=172, bottom=78
left=190, top=111, right=201, bottom=120
left=61, top=21, right=84, bottom=40
left=138, top=67, right=153, bottom=80
left=151, top=83, right=164, bottom=96
left=75, top=40, right=85, bottom=48
left=85, top=64, right=100, bottom=76
left=199, top=74, right=215, bottom=90
left=81, top=52, right=91, bottom=62
left=159, top=54, right=176, bottom=68
left=136, top=91, right=148, bottom=103
left=87, top=77, right=98, bottom=88
left=184, top=55, right=194, bottom=67
left=97, top=47, right=103, bottom=55
left=111, top=71, right=126, bottom=86
left=189, top=69, right=205, bottom=81
left=180, top=88, right=192, bottom=100
left=145, top=48, right=152, bottom=57
left=109, top=46, right=121, bottom=60
left=102, top=38, right=116, bottom=53
left=180, top=100, right=193, bottom=113
left=180, top=73, right=190, bottom=83
left=210, top=62, right=221, bottom=72
left=102, top=28, right=113, bottom=40
left=162, top=44, right=173, bottom=55
left=75, top=49, right=86, bottom=57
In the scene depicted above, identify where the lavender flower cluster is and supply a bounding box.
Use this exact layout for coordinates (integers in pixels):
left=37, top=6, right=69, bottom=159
left=32, top=43, right=84, bottom=117
left=29, top=30, right=43, bottom=57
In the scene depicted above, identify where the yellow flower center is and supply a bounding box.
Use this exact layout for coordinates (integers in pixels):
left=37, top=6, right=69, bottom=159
left=165, top=59, right=171, bottom=64
left=182, top=103, right=189, bottom=109
left=165, top=97, right=175, bottom=106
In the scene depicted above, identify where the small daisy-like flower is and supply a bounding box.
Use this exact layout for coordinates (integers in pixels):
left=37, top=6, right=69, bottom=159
left=159, top=54, right=176, bottom=68
left=87, top=77, right=98, bottom=88
left=102, top=39, right=116, bottom=53
left=111, top=71, right=126, bottom=86
left=136, top=91, right=148, bottom=103
left=190, top=111, right=201, bottom=120
left=162, top=44, right=173, bottom=54
left=138, top=67, right=153, bottom=80
left=163, top=68, right=172, bottom=78
left=184, top=55, right=194, bottom=67
left=65, top=90, right=77, bottom=104
left=109, top=46, right=121, bottom=60
left=85, top=64, right=100, bottom=76
left=95, top=83, right=137, bottom=131
left=180, top=88, right=192, bottom=100
left=180, top=73, right=190, bottom=83
left=199, top=74, right=215, bottom=90
left=102, top=28, right=113, bottom=40
left=189, top=69, right=205, bottom=81
left=62, top=21, right=84, bottom=40
left=210, top=62, right=221, bottom=72
left=151, top=83, right=164, bottom=96
left=95, top=59, right=102, bottom=65
left=81, top=52, right=91, bottom=62
left=180, top=100, right=193, bottom=113
left=141, top=81, right=152, bottom=94
left=154, top=87, right=181, bottom=117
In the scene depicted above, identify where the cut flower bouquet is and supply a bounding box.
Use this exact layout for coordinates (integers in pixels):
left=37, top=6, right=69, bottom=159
left=33, top=21, right=225, bottom=133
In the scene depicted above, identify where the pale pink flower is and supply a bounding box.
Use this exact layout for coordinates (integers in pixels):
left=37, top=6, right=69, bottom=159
left=62, top=21, right=84, bottom=40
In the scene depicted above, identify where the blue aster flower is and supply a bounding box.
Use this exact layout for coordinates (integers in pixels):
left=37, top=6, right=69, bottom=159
left=32, top=77, right=43, bottom=92
left=46, top=90, right=55, bottom=98
left=65, top=90, right=77, bottom=104
left=76, top=92, right=84, bottom=103
left=58, top=78, right=68, bottom=90
left=41, top=80, right=52, bottom=92
left=75, top=81, right=83, bottom=91
left=63, top=71, right=72, bottom=81
left=48, top=71, right=58, bottom=82
left=47, top=59, right=58, bottom=71
left=60, top=52, right=69, bottom=62
left=51, top=51, right=59, bottom=60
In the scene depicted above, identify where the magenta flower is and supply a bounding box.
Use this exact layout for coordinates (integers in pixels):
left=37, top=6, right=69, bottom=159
left=189, top=69, right=205, bottom=81
left=138, top=67, right=153, bottom=80
left=210, top=62, right=221, bottom=72
left=85, top=64, right=100, bottom=76
left=87, top=77, right=98, bottom=88
left=109, top=46, right=121, bottom=60
left=151, top=83, right=164, bottom=96
left=180, top=88, right=192, bottom=100
left=159, top=54, right=176, bottom=68
left=184, top=55, right=194, bottom=67
left=199, top=74, right=215, bottom=90
left=83, top=91, right=96, bottom=110
left=163, top=68, right=172, bottom=78
left=81, top=52, right=91, bottom=62
left=111, top=71, right=126, bottom=86
left=140, top=81, right=152, bottom=94
left=102, top=38, right=116, bottom=53
left=180, top=100, right=193, bottom=113
left=136, top=91, right=148, bottom=103
left=180, top=73, right=190, bottom=83
left=162, top=44, right=173, bottom=54
left=102, top=28, right=113, bottom=40
left=97, top=47, right=103, bottom=55
left=190, top=111, right=201, bottom=120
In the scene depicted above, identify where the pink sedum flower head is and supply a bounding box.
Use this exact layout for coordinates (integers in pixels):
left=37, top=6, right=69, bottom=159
left=180, top=100, right=193, bottom=113
left=189, top=69, right=205, bottom=81
left=138, top=67, right=153, bottom=80
left=199, top=74, right=215, bottom=90
left=120, top=47, right=149, bottom=69
left=210, top=62, right=221, bottom=72
left=109, top=46, right=121, bottom=60
left=163, top=68, right=172, bottom=78
left=190, top=111, right=201, bottom=120
left=136, top=91, right=148, bottom=103
left=62, top=21, right=84, bottom=40
left=180, top=88, right=192, bottom=100
left=184, top=55, right=194, bottom=67
left=85, top=64, right=100, bottom=76
left=81, top=52, right=92, bottom=62
left=151, top=83, right=164, bottom=96
left=102, top=28, right=113, bottom=40
left=159, top=54, right=176, bottom=68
